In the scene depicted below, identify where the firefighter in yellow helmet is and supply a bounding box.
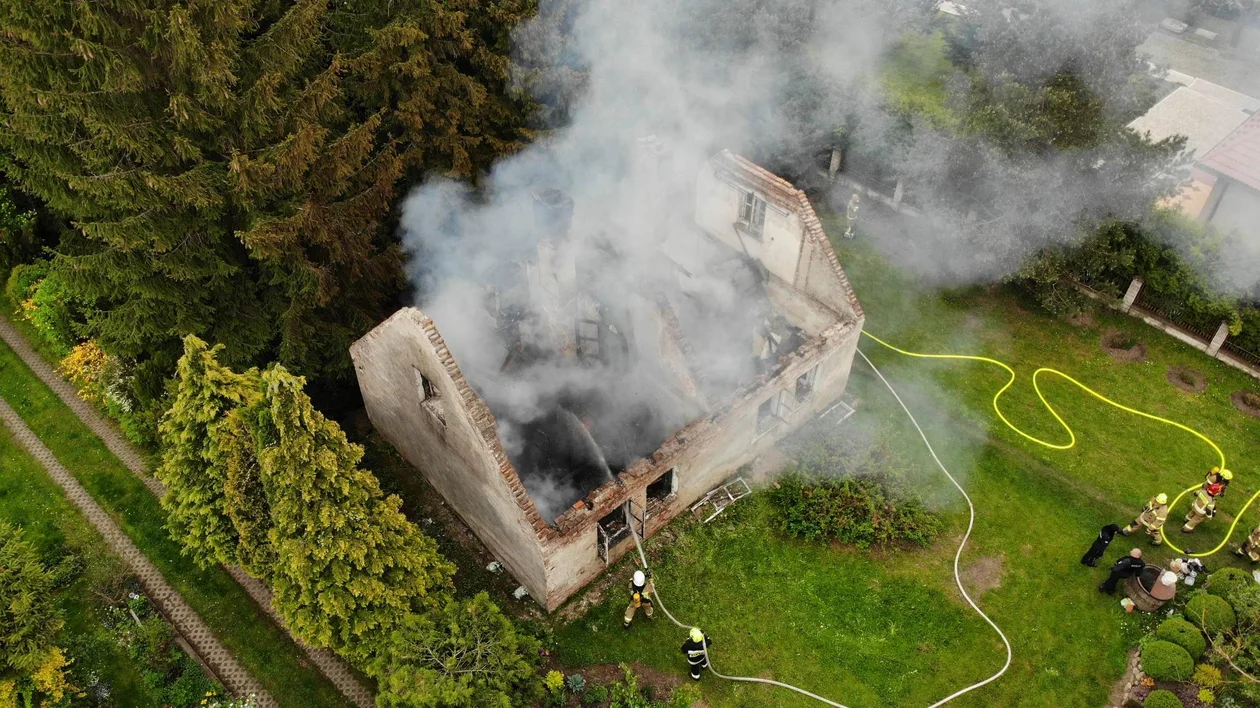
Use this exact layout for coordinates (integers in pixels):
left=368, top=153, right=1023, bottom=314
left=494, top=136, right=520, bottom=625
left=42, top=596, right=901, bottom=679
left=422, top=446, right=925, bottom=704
left=623, top=570, right=655, bottom=628
left=1183, top=468, right=1232, bottom=533
left=1121, top=493, right=1169, bottom=545
left=1236, top=524, right=1260, bottom=563
left=681, top=627, right=712, bottom=680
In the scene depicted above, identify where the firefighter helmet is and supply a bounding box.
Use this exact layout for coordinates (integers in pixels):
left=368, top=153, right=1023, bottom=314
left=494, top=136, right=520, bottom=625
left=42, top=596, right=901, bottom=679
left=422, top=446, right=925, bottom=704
left=1221, top=469, right=1233, bottom=480
left=1156, top=493, right=1168, bottom=505
left=633, top=570, right=645, bottom=586
left=690, top=627, right=704, bottom=643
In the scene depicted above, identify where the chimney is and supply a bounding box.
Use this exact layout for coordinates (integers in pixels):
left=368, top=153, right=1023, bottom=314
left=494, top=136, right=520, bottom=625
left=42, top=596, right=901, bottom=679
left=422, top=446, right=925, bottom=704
left=532, top=188, right=575, bottom=242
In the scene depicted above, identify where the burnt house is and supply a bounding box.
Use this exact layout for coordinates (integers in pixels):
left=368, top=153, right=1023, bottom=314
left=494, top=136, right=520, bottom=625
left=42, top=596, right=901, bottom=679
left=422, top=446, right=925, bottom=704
left=351, top=150, right=864, bottom=611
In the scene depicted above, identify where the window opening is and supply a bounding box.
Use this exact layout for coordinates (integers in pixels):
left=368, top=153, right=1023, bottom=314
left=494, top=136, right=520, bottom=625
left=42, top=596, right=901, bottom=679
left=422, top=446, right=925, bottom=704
left=414, top=368, right=446, bottom=427
left=756, top=391, right=788, bottom=435
left=646, top=469, right=677, bottom=513
left=738, top=191, right=766, bottom=239
left=796, top=365, right=818, bottom=402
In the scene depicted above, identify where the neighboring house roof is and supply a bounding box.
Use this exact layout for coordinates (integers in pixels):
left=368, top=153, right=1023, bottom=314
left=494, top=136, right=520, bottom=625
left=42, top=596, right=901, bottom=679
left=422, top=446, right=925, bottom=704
left=1199, top=112, right=1260, bottom=194
left=1127, top=79, right=1260, bottom=159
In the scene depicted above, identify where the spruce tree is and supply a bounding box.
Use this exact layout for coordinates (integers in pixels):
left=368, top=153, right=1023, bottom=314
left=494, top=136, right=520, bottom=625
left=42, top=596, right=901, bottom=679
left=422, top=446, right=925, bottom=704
left=0, top=523, right=65, bottom=682
left=156, top=335, right=261, bottom=568
left=0, top=0, right=533, bottom=404
left=251, top=366, right=454, bottom=662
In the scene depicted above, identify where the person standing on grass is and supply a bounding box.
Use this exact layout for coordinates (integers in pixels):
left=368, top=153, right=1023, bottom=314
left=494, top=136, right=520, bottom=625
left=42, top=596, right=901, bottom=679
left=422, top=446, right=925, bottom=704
left=1081, top=523, right=1120, bottom=567
left=1121, top=493, right=1169, bottom=545
left=1236, top=524, right=1260, bottom=563
left=1099, top=548, right=1145, bottom=594
left=681, top=628, right=712, bottom=681
left=1183, top=468, right=1231, bottom=533
left=623, top=570, right=655, bottom=628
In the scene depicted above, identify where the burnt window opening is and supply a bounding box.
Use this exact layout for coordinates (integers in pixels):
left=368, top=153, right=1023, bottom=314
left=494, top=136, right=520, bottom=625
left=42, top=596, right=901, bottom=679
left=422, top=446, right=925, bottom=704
left=596, top=503, right=640, bottom=564
left=737, top=190, right=766, bottom=239
left=646, top=468, right=677, bottom=509
left=796, top=366, right=818, bottom=402
left=756, top=392, right=786, bottom=435
left=414, top=369, right=446, bottom=428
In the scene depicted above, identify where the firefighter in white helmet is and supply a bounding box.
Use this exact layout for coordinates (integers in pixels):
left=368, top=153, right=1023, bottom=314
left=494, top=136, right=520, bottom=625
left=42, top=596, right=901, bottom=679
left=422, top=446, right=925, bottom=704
left=623, top=570, right=655, bottom=628
left=1121, top=493, right=1169, bottom=545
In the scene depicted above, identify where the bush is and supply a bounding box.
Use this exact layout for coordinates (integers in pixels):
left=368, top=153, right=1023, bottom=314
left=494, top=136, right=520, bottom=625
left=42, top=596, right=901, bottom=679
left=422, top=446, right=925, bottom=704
left=1141, top=640, right=1194, bottom=682
left=769, top=470, right=944, bottom=548
left=1185, top=592, right=1236, bottom=635
left=1193, top=663, right=1223, bottom=689
left=4, top=261, right=83, bottom=355
left=1227, top=584, right=1260, bottom=632
left=1155, top=617, right=1206, bottom=660
left=1206, top=568, right=1252, bottom=599
left=1144, top=689, right=1183, bottom=708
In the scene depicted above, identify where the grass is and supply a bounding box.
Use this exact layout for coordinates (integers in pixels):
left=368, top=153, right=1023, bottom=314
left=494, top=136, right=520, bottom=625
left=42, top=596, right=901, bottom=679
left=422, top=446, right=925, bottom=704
left=0, top=426, right=158, bottom=705
left=0, top=333, right=347, bottom=707
left=881, top=31, right=959, bottom=129
left=549, top=231, right=1260, bottom=707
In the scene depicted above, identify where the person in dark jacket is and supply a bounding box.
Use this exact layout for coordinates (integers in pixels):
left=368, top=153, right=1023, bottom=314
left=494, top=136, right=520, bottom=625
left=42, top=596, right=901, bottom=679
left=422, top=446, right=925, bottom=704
left=1080, top=524, right=1121, bottom=567
left=681, top=627, right=712, bottom=680
left=1099, top=548, right=1145, bottom=594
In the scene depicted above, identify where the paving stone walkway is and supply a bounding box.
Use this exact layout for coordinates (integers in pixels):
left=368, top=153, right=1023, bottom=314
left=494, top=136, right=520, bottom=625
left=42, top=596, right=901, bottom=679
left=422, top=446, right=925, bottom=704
left=0, top=396, right=275, bottom=706
left=0, top=318, right=374, bottom=708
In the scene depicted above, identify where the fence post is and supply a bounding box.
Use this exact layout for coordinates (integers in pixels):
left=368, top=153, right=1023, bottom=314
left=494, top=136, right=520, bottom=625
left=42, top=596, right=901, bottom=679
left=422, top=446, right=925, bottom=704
left=1207, top=321, right=1230, bottom=357
left=828, top=148, right=842, bottom=182
left=1121, top=277, right=1143, bottom=313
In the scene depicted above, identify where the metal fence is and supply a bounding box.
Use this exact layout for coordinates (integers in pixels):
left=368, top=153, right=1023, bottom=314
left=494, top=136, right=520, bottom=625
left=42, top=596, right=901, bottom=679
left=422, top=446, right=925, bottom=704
left=1132, top=287, right=1219, bottom=343
left=1222, top=340, right=1260, bottom=369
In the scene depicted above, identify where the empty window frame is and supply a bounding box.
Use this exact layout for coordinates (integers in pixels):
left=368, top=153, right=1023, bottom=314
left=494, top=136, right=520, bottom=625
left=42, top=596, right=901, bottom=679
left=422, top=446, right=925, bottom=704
left=414, top=368, right=446, bottom=427
left=795, top=365, right=819, bottom=402
left=738, top=190, right=767, bottom=239
left=646, top=468, right=677, bottom=505
left=756, top=391, right=787, bottom=434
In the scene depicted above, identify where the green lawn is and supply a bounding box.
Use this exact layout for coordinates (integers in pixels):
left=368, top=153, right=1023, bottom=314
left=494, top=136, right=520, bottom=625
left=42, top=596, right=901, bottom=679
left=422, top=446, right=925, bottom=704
left=0, top=336, right=347, bottom=708
left=550, top=232, right=1260, bottom=707
left=0, top=425, right=158, bottom=705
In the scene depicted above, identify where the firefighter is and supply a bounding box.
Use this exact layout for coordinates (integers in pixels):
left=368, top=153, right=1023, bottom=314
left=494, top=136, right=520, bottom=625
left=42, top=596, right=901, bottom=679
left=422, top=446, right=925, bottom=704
left=623, top=570, right=655, bottom=628
left=681, top=627, right=712, bottom=681
left=1121, top=493, right=1169, bottom=545
left=1235, top=524, right=1260, bottom=563
left=1183, top=469, right=1232, bottom=533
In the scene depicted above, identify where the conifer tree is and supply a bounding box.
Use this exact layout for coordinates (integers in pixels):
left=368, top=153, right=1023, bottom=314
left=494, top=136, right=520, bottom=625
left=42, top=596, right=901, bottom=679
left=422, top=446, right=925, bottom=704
left=0, top=523, right=68, bottom=699
left=156, top=336, right=261, bottom=568
left=0, top=0, right=534, bottom=404
left=249, top=366, right=454, bottom=662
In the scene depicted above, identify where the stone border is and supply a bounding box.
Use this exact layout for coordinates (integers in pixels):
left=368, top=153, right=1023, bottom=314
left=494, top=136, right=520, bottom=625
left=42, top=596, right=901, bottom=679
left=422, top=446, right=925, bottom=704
left=0, top=397, right=273, bottom=706
left=0, top=317, right=374, bottom=707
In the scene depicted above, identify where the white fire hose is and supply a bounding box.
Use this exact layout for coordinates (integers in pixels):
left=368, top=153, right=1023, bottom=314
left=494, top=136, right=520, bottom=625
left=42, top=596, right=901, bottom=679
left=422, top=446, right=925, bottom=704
left=622, top=347, right=1012, bottom=707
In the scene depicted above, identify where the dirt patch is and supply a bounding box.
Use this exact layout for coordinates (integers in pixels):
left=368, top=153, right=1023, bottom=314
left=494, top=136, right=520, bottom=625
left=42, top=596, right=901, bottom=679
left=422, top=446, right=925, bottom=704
left=1232, top=390, right=1260, bottom=419
left=556, top=661, right=684, bottom=704
left=958, top=554, right=1005, bottom=596
left=1166, top=366, right=1207, bottom=394
left=1101, top=328, right=1147, bottom=362
left=1065, top=309, right=1096, bottom=329
left=1130, top=679, right=1211, bottom=708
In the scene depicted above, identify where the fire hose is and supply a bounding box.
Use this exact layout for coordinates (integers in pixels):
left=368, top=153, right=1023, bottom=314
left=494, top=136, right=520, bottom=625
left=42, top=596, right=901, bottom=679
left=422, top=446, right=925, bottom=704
left=621, top=345, right=1013, bottom=707
left=860, top=331, right=1253, bottom=558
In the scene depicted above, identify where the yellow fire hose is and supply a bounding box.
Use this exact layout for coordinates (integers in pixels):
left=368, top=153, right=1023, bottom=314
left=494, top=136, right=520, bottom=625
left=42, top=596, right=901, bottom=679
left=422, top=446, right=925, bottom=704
left=861, top=330, right=1256, bottom=558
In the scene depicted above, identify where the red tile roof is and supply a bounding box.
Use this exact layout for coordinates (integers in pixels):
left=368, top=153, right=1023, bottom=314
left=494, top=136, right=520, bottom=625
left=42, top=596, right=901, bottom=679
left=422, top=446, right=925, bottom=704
left=1199, top=112, right=1260, bottom=193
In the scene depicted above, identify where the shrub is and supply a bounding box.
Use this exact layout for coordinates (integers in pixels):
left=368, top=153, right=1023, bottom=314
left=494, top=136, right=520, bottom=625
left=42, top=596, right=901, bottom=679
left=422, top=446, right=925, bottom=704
left=1185, top=592, right=1236, bottom=635
left=769, top=470, right=944, bottom=549
left=1141, top=640, right=1194, bottom=682
left=1205, top=567, right=1252, bottom=598
left=1199, top=688, right=1216, bottom=705
left=1193, top=663, right=1223, bottom=689
left=566, top=673, right=587, bottom=694
left=1155, top=617, right=1206, bottom=660
left=1144, top=689, right=1183, bottom=708
left=1227, top=584, right=1260, bottom=632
